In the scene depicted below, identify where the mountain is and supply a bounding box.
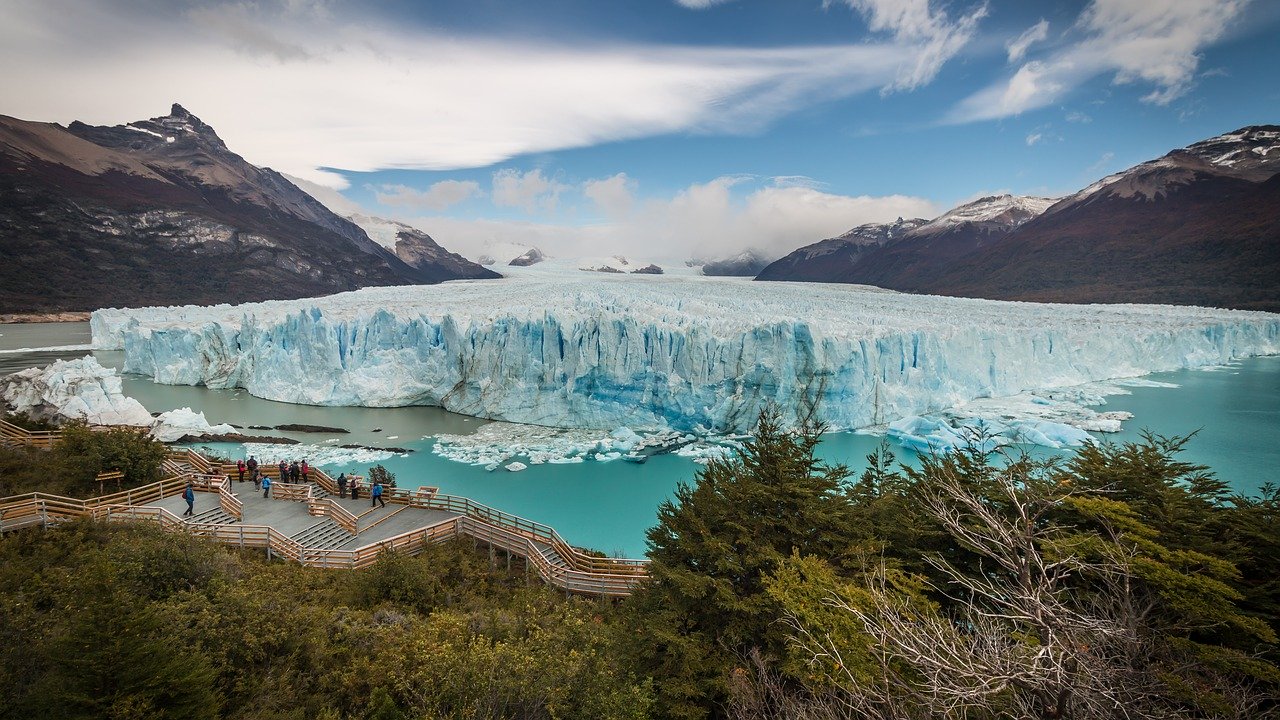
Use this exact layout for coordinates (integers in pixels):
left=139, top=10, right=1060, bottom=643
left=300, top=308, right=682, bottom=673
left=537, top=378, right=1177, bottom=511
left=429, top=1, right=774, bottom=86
left=758, top=126, right=1280, bottom=311
left=756, top=195, right=1053, bottom=288
left=701, top=250, right=771, bottom=276
left=924, top=126, right=1280, bottom=310
left=0, top=104, right=492, bottom=313
left=345, top=213, right=499, bottom=280
left=509, top=248, right=545, bottom=266
left=755, top=217, right=927, bottom=281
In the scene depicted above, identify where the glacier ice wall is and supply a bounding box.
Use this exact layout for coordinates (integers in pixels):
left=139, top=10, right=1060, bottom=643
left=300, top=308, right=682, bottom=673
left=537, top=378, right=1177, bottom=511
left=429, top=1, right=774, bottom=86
left=91, top=276, right=1280, bottom=433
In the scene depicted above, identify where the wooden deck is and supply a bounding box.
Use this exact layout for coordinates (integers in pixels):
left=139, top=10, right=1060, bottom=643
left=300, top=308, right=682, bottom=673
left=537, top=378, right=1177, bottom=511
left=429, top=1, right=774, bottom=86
left=0, top=427, right=649, bottom=597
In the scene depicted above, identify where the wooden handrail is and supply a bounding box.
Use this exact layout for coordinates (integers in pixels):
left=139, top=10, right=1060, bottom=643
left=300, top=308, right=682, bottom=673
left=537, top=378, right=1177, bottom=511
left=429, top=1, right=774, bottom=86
left=1, top=448, right=650, bottom=596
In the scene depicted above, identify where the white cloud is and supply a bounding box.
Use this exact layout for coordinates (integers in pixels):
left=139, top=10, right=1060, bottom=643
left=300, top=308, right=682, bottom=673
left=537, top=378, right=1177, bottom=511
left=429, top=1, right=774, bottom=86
left=1006, top=19, right=1049, bottom=64
left=1025, top=132, right=1043, bottom=146
left=492, top=169, right=568, bottom=213
left=836, top=0, right=989, bottom=91
left=1086, top=151, right=1116, bottom=175
left=674, top=0, right=735, bottom=8
left=583, top=173, right=636, bottom=219
left=1065, top=110, right=1092, bottom=123
left=374, top=180, right=482, bottom=210
left=0, top=0, right=977, bottom=185
left=948, top=0, right=1250, bottom=123
left=392, top=176, right=938, bottom=263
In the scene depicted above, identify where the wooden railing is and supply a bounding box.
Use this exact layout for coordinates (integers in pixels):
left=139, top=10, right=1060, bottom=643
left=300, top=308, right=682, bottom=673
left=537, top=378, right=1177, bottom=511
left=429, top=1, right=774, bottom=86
left=0, top=418, right=61, bottom=450
left=218, top=480, right=243, bottom=521
left=310, top=467, right=647, bottom=576
left=307, top=497, right=358, bottom=534
left=269, top=482, right=313, bottom=502
left=1, top=449, right=649, bottom=596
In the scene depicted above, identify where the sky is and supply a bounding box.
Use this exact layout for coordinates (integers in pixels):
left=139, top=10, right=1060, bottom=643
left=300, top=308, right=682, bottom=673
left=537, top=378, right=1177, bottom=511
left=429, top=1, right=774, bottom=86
left=2, top=0, right=1277, bottom=261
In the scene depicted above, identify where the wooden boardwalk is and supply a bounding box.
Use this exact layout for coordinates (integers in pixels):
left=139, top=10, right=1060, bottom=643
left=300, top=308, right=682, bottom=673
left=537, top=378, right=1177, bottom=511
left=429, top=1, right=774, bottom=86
left=0, top=422, right=648, bottom=597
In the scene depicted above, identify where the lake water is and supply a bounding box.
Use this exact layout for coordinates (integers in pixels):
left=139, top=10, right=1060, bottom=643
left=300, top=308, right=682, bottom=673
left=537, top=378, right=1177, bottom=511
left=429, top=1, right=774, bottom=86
left=4, top=321, right=1278, bottom=557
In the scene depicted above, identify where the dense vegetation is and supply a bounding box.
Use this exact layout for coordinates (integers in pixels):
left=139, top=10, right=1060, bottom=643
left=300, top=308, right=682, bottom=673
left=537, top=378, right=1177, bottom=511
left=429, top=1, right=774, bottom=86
left=1, top=410, right=1277, bottom=718
left=0, top=421, right=166, bottom=497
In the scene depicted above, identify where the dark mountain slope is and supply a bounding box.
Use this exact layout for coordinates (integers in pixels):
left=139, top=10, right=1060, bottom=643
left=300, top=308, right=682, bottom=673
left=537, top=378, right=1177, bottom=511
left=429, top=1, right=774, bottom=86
left=0, top=105, right=494, bottom=313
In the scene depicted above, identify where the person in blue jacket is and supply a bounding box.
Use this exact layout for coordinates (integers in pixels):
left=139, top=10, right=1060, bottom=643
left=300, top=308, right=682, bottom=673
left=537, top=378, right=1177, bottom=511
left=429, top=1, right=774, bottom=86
left=371, top=480, right=386, bottom=508
left=261, top=474, right=272, bottom=499
left=182, top=481, right=195, bottom=517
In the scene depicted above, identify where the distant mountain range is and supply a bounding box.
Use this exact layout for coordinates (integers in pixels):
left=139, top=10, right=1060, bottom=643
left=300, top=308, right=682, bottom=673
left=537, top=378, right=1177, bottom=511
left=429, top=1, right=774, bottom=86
left=758, top=126, right=1280, bottom=312
left=0, top=104, right=495, bottom=313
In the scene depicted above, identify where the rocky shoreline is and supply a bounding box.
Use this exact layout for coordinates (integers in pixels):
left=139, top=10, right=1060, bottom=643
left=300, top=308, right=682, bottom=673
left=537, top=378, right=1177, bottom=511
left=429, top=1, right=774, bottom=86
left=0, top=312, right=93, bottom=324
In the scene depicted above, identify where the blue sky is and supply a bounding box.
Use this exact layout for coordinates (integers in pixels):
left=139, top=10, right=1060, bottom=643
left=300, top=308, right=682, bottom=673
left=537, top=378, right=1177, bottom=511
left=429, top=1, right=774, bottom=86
left=2, top=0, right=1277, bottom=259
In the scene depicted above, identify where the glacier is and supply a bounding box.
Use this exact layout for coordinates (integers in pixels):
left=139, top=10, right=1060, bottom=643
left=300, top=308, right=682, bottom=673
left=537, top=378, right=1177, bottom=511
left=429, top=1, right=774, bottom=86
left=90, top=272, right=1280, bottom=435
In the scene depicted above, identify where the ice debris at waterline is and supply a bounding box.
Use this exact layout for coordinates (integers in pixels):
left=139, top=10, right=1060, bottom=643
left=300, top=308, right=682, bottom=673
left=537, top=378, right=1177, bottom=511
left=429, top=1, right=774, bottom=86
left=225, top=442, right=402, bottom=468
left=0, top=356, right=236, bottom=441
left=150, top=407, right=236, bottom=443
left=882, top=377, right=1183, bottom=453
left=91, top=275, right=1280, bottom=433
left=1, top=356, right=152, bottom=426
left=431, top=422, right=742, bottom=469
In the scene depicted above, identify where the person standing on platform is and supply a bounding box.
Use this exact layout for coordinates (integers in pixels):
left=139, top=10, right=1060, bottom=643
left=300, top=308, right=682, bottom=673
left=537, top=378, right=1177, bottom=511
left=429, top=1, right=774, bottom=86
left=300, top=460, right=309, bottom=483
left=182, top=481, right=195, bottom=517
left=337, top=473, right=348, bottom=498
left=371, top=480, right=386, bottom=509
left=350, top=479, right=360, bottom=502
left=279, top=460, right=288, bottom=484
left=236, top=458, right=246, bottom=483
left=289, top=461, right=300, bottom=484
left=246, top=455, right=258, bottom=479
left=262, top=475, right=272, bottom=499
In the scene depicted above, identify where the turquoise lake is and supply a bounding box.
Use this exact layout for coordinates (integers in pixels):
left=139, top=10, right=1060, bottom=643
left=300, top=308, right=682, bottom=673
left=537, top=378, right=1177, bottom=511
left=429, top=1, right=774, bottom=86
left=3, top=322, right=1278, bottom=557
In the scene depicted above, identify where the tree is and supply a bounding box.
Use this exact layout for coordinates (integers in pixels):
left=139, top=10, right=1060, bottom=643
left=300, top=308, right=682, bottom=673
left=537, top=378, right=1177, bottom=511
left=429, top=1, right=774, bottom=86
left=767, top=440, right=1280, bottom=719
left=54, top=421, right=166, bottom=493
left=627, top=408, right=860, bottom=718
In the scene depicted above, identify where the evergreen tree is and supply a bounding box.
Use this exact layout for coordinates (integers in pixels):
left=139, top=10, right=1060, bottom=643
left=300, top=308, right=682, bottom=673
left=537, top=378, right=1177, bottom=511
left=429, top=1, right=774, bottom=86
left=628, top=409, right=858, bottom=718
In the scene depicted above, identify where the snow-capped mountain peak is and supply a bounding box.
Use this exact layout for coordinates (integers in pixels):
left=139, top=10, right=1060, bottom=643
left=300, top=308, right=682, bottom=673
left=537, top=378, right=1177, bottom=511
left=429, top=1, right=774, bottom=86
left=915, top=194, right=1057, bottom=235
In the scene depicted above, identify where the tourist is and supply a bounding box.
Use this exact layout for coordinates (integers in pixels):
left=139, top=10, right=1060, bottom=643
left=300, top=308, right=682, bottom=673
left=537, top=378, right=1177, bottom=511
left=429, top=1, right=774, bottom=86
left=182, top=481, right=195, bottom=517
left=262, top=474, right=272, bottom=499
left=252, top=468, right=260, bottom=491
left=278, top=460, right=288, bottom=484
left=371, top=480, right=386, bottom=508
left=289, top=461, right=300, bottom=483
left=350, top=480, right=360, bottom=501
left=337, top=473, right=347, bottom=498
left=300, top=459, right=309, bottom=483
left=236, top=458, right=246, bottom=483
left=246, top=455, right=258, bottom=478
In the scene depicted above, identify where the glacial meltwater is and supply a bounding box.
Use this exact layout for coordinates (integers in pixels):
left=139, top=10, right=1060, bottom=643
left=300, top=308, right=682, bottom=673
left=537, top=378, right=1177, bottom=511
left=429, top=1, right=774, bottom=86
left=4, top=321, right=1278, bottom=557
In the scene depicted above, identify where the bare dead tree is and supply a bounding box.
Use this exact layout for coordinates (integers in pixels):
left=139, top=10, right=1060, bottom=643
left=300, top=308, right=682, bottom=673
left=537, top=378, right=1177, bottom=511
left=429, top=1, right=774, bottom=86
left=778, top=462, right=1225, bottom=719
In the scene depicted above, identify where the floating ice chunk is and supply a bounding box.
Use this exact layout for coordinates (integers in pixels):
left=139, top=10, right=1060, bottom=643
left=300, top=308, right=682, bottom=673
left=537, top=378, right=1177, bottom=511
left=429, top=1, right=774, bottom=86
left=506, top=462, right=528, bottom=472
left=150, top=407, right=235, bottom=442
left=231, top=442, right=399, bottom=466
left=0, top=356, right=153, bottom=426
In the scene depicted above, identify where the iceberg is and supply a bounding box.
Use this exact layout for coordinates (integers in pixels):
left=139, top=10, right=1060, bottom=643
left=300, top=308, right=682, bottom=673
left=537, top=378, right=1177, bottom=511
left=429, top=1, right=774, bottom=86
left=1, top=356, right=153, bottom=426
left=91, top=275, right=1280, bottom=434
left=150, top=407, right=236, bottom=442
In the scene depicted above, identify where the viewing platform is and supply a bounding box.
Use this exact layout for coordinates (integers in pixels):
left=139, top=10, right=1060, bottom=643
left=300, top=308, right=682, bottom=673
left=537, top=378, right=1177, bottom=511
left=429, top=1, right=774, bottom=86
left=0, top=420, right=648, bottom=597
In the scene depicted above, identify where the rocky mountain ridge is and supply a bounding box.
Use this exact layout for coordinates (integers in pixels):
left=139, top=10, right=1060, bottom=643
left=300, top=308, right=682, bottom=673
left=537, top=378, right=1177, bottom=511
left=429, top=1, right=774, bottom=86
left=757, top=126, right=1280, bottom=311
left=0, top=104, right=493, bottom=312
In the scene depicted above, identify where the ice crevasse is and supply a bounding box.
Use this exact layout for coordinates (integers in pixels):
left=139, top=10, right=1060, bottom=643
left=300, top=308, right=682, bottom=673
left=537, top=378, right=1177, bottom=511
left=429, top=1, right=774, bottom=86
left=91, top=276, right=1280, bottom=433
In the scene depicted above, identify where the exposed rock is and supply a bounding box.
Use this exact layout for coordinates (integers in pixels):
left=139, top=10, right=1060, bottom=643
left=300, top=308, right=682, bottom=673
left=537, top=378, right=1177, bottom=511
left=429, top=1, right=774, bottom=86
left=275, top=423, right=350, bottom=433
left=508, top=248, right=545, bottom=266
left=631, top=264, right=664, bottom=275
left=178, top=433, right=299, bottom=444
left=701, top=250, right=770, bottom=277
